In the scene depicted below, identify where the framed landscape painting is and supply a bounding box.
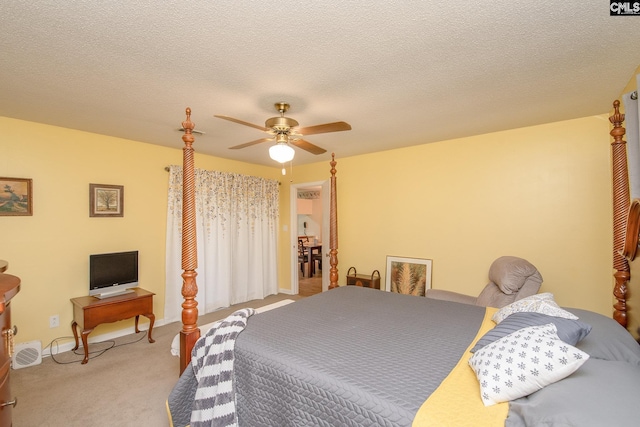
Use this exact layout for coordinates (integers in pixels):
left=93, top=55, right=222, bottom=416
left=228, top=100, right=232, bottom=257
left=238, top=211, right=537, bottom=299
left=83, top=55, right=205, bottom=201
left=90, top=184, right=124, bottom=217
left=0, top=177, right=33, bottom=216
left=385, top=256, right=432, bottom=296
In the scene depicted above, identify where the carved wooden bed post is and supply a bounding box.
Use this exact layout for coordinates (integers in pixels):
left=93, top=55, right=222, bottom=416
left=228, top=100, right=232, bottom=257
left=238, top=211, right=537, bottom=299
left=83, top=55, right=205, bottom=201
left=329, top=153, right=339, bottom=289
left=610, top=100, right=630, bottom=328
left=179, top=108, right=200, bottom=374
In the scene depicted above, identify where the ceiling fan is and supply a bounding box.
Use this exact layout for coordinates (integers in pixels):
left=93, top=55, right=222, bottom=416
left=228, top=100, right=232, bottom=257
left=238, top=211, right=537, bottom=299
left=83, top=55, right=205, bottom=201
left=214, top=102, right=351, bottom=164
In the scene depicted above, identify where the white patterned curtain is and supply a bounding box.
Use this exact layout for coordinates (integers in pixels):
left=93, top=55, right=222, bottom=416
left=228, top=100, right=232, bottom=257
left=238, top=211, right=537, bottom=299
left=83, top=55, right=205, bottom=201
left=164, top=165, right=280, bottom=323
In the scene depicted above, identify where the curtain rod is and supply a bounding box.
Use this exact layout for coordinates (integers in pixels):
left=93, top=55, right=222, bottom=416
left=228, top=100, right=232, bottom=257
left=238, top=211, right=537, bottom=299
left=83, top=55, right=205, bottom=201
left=163, top=165, right=281, bottom=185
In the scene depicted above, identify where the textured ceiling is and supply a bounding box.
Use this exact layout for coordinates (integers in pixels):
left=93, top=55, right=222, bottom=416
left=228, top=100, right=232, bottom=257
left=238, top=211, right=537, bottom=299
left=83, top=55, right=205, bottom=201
left=1, top=1, right=639, bottom=166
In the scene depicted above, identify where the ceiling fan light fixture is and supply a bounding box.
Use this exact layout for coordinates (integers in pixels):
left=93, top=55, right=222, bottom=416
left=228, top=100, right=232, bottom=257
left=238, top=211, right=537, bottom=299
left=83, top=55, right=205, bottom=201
left=269, top=142, right=295, bottom=163
left=216, top=102, right=350, bottom=158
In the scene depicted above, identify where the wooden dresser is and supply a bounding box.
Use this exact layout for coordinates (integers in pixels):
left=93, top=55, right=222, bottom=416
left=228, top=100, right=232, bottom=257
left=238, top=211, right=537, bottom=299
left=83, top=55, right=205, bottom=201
left=0, top=260, right=20, bottom=426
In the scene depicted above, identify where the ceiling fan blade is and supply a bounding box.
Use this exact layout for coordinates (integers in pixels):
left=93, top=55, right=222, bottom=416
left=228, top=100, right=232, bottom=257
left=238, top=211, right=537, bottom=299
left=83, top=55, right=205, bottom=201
left=214, top=115, right=268, bottom=132
left=229, top=137, right=272, bottom=150
left=290, top=138, right=327, bottom=155
left=296, top=121, right=351, bottom=136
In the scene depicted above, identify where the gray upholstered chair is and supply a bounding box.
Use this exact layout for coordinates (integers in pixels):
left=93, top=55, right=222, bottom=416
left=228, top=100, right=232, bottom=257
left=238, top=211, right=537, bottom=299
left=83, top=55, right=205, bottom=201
left=425, top=256, right=543, bottom=308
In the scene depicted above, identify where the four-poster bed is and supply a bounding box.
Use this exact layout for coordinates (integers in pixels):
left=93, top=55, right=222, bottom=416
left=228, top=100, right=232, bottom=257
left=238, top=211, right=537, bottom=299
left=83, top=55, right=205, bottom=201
left=610, top=100, right=632, bottom=328
left=611, top=98, right=640, bottom=332
left=177, top=108, right=200, bottom=374
left=169, top=104, right=640, bottom=426
left=176, top=108, right=341, bottom=373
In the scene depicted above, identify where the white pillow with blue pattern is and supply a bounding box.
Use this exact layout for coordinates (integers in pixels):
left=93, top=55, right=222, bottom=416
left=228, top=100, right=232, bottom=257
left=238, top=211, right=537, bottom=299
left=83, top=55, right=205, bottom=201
left=468, top=323, right=589, bottom=406
left=492, top=292, right=578, bottom=324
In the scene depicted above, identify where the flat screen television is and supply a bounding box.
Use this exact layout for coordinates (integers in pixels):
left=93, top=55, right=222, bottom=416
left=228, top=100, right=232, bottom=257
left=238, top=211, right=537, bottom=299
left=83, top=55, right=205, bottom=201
left=89, top=250, right=139, bottom=299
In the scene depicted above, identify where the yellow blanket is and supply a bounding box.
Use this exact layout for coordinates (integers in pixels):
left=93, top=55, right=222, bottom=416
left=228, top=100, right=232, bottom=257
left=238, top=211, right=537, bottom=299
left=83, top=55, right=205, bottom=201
left=412, top=307, right=508, bottom=427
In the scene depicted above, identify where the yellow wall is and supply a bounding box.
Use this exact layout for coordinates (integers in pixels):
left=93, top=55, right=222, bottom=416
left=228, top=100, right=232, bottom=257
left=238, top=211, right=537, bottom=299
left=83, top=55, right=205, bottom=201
left=0, top=117, right=280, bottom=347
left=0, top=109, right=618, bottom=349
left=294, top=115, right=613, bottom=314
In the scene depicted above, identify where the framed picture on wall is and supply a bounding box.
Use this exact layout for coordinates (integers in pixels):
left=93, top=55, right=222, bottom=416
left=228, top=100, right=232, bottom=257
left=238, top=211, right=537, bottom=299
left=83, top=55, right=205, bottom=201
left=89, top=184, right=124, bottom=217
left=0, top=177, right=33, bottom=216
left=385, top=256, right=432, bottom=296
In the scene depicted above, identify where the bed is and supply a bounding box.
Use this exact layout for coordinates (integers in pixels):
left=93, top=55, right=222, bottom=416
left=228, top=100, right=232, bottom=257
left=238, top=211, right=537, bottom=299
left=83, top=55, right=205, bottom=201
left=168, top=103, right=640, bottom=426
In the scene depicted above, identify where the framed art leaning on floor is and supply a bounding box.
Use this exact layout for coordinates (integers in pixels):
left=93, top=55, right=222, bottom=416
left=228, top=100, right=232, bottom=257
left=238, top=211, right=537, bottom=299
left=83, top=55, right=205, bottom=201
left=385, top=256, right=432, bottom=296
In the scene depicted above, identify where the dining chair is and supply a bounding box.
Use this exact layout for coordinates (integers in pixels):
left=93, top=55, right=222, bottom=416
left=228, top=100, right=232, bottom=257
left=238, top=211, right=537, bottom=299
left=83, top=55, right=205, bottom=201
left=311, top=247, right=322, bottom=276
left=298, top=239, right=308, bottom=277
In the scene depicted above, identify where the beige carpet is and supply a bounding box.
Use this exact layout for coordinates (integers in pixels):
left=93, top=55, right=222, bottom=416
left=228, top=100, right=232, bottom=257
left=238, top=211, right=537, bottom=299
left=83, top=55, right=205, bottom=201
left=11, top=293, right=301, bottom=427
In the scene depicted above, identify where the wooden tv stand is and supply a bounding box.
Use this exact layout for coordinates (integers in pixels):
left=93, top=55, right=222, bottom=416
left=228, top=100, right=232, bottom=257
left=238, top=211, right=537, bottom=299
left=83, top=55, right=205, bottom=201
left=70, top=288, right=155, bottom=364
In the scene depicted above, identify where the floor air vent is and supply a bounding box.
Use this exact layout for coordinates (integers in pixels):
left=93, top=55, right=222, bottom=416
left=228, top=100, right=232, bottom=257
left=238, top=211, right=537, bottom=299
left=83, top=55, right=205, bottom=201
left=12, top=341, right=42, bottom=369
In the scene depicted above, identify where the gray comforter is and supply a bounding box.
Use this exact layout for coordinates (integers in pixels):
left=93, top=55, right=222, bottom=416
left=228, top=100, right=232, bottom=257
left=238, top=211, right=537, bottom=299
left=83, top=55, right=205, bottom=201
left=169, top=286, right=485, bottom=426
left=168, top=287, right=640, bottom=427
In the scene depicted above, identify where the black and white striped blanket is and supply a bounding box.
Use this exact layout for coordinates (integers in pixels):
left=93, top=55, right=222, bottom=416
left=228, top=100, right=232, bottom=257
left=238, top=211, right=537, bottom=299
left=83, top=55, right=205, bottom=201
left=190, top=308, right=255, bottom=427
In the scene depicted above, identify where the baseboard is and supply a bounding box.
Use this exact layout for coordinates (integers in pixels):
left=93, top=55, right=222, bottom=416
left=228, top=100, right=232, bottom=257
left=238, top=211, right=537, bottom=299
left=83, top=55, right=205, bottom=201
left=43, top=318, right=169, bottom=357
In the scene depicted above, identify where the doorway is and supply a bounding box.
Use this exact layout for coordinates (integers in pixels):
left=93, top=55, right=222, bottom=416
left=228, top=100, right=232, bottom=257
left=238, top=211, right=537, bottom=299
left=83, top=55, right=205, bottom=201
left=290, top=179, right=330, bottom=295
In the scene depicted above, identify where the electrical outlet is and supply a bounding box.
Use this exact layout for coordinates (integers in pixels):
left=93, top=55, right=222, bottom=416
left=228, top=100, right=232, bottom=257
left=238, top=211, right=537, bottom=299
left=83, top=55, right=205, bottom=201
left=49, top=315, right=59, bottom=328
